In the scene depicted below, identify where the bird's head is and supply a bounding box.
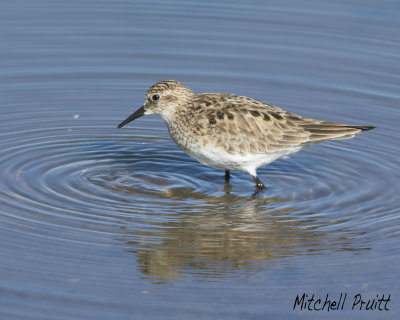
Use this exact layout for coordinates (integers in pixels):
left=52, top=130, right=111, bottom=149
left=117, top=80, right=194, bottom=128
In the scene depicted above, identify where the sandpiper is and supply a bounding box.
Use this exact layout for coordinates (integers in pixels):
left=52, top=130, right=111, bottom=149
left=118, top=80, right=374, bottom=191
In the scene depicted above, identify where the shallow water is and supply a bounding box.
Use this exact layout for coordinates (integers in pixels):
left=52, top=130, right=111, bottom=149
left=1, top=0, right=399, bottom=319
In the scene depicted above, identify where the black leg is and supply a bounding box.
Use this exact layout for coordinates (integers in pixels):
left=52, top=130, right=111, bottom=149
left=252, top=175, right=265, bottom=191
left=225, top=170, right=230, bottom=182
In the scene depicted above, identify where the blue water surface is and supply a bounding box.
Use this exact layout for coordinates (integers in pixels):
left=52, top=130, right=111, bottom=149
left=0, top=0, right=399, bottom=319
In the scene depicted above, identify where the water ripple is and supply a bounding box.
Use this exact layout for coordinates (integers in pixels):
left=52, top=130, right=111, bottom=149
left=1, top=111, right=395, bottom=252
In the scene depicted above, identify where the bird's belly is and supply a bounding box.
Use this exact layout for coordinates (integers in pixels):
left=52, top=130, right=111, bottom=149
left=183, top=144, right=301, bottom=173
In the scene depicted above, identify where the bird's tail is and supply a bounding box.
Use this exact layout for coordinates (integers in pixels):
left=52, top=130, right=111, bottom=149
left=348, top=125, right=375, bottom=131
left=303, top=121, right=375, bottom=142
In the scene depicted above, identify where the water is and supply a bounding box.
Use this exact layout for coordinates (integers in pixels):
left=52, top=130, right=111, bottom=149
left=1, top=0, right=399, bottom=319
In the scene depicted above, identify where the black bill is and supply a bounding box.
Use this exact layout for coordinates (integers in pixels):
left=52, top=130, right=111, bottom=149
left=117, top=106, right=145, bottom=128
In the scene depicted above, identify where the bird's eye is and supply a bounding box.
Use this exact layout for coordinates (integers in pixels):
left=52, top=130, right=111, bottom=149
left=152, top=94, right=160, bottom=101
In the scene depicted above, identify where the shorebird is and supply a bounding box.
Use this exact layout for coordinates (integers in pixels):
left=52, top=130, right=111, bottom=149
left=118, top=80, right=374, bottom=192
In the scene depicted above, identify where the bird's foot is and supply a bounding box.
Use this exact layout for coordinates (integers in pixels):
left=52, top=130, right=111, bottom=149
left=252, top=175, right=266, bottom=195
left=225, top=169, right=230, bottom=183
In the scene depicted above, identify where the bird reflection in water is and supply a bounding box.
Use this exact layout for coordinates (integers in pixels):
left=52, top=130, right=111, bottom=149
left=119, top=186, right=370, bottom=283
